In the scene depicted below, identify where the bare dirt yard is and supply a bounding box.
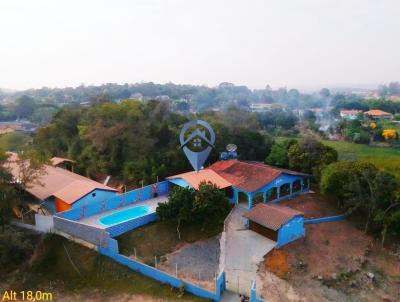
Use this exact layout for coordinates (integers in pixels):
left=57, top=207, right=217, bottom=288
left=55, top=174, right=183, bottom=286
left=279, top=191, right=342, bottom=219
left=259, top=192, right=400, bottom=302
left=117, top=220, right=223, bottom=291
left=159, top=235, right=220, bottom=291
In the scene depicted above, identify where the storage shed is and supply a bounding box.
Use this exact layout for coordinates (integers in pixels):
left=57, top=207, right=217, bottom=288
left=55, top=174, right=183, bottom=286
left=243, top=203, right=305, bottom=247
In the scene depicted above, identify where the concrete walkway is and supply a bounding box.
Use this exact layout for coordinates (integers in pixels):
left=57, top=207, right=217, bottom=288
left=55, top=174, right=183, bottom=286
left=221, top=205, right=276, bottom=295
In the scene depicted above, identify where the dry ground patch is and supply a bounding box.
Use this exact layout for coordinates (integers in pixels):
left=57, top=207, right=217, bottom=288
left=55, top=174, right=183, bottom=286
left=261, top=193, right=400, bottom=302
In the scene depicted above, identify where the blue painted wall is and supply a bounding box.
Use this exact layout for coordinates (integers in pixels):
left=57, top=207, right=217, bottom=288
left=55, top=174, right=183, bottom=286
left=72, top=189, right=118, bottom=209
left=277, top=216, right=305, bottom=248
left=167, top=178, right=192, bottom=188
left=304, top=214, right=347, bottom=224
left=106, top=212, right=159, bottom=237
left=250, top=280, right=266, bottom=302
left=97, top=246, right=225, bottom=301
left=57, top=181, right=170, bottom=221
left=232, top=173, right=309, bottom=208
left=43, top=197, right=56, bottom=214
left=253, top=173, right=305, bottom=196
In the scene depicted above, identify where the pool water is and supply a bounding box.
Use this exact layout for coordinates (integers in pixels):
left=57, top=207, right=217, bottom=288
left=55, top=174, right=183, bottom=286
left=99, top=205, right=151, bottom=226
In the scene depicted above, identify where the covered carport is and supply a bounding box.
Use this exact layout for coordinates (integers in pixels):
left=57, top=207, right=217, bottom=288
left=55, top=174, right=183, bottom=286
left=243, top=203, right=305, bottom=247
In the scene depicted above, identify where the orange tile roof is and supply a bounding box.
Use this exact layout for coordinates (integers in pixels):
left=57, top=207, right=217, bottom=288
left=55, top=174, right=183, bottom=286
left=243, top=203, right=303, bottom=231
left=208, top=160, right=307, bottom=192
left=51, top=157, right=75, bottom=166
left=167, top=169, right=232, bottom=189
left=4, top=152, right=117, bottom=204
left=52, top=180, right=113, bottom=205
left=364, top=109, right=392, bottom=116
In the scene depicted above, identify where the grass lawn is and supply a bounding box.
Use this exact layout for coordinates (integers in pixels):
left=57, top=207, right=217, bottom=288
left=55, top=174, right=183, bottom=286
left=322, top=140, right=400, bottom=179
left=117, top=220, right=223, bottom=265
left=6, top=232, right=205, bottom=302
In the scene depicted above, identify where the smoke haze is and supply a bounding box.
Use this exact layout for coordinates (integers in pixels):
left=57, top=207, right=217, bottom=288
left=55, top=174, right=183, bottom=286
left=0, top=0, right=399, bottom=90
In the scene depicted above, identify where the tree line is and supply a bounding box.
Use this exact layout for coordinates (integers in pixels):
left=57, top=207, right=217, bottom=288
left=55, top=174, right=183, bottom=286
left=267, top=137, right=400, bottom=245
left=33, top=100, right=273, bottom=186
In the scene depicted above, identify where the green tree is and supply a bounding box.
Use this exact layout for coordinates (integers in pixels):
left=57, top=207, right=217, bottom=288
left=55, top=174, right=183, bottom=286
left=0, top=151, right=15, bottom=231
left=374, top=196, right=400, bottom=246
left=31, top=106, right=58, bottom=126
left=0, top=226, right=35, bottom=271
left=343, top=167, right=397, bottom=233
left=265, top=139, right=297, bottom=168
left=287, top=137, right=337, bottom=176
left=156, top=182, right=230, bottom=239
left=320, top=161, right=374, bottom=207
left=193, top=182, right=230, bottom=229
left=157, top=186, right=195, bottom=239
left=13, top=95, right=37, bottom=119
left=320, top=161, right=399, bottom=238
left=0, top=132, right=31, bottom=151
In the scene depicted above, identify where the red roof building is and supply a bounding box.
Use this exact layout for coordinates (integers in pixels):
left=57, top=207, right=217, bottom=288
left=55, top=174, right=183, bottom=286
left=364, top=109, right=393, bottom=119
left=167, top=159, right=310, bottom=209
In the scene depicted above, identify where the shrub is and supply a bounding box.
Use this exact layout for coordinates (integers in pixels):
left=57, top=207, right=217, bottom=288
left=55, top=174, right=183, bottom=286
left=352, top=131, right=370, bottom=144
left=0, top=226, right=36, bottom=273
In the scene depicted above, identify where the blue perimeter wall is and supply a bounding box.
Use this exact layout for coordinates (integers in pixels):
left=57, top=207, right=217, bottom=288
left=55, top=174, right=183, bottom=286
left=97, top=246, right=225, bottom=301
left=277, top=216, right=305, bottom=248
left=304, top=214, right=347, bottom=224
left=250, top=280, right=266, bottom=302
left=57, top=181, right=170, bottom=221
left=105, top=212, right=158, bottom=237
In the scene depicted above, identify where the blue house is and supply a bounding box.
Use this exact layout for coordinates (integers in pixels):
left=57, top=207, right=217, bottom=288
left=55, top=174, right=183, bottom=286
left=243, top=203, right=305, bottom=247
left=167, top=159, right=310, bottom=209
left=5, top=153, right=118, bottom=214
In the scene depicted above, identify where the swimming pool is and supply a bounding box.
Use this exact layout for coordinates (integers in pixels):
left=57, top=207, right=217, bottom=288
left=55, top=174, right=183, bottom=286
left=99, top=205, right=151, bottom=226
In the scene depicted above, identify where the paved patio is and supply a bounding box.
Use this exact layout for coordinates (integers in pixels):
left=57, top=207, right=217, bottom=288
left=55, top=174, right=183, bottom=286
left=221, top=205, right=276, bottom=295
left=78, top=195, right=168, bottom=229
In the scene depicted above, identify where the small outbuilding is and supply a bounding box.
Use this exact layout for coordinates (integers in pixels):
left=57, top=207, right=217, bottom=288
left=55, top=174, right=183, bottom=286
left=243, top=203, right=305, bottom=247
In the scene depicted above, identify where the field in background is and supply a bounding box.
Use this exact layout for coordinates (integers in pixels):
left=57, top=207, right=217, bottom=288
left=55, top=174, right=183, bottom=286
left=322, top=140, right=400, bottom=179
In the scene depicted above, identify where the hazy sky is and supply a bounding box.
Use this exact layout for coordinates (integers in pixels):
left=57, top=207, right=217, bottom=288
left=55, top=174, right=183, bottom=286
left=1, top=0, right=399, bottom=91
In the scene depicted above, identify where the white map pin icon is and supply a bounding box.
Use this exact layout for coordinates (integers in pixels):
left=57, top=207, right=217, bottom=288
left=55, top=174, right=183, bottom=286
left=179, top=120, right=215, bottom=172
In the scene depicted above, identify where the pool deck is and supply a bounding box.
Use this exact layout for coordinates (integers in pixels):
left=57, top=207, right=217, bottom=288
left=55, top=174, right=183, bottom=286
left=78, top=195, right=168, bottom=229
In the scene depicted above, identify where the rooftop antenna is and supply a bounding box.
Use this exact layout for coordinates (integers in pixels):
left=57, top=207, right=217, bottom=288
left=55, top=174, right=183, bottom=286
left=220, top=144, right=238, bottom=160
left=226, top=144, right=237, bottom=152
